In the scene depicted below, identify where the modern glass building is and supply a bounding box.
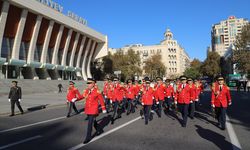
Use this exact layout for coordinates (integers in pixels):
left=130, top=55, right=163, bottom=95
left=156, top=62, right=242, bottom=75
left=0, top=0, right=108, bottom=80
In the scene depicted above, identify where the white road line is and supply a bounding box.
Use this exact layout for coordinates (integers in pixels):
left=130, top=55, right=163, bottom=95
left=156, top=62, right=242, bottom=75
left=0, top=116, right=66, bottom=134
left=226, top=115, right=242, bottom=150
left=0, top=135, right=42, bottom=150
left=68, top=116, right=141, bottom=150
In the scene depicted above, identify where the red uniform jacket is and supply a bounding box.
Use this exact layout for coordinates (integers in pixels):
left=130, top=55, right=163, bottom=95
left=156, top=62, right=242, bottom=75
left=83, top=88, right=106, bottom=115
left=194, top=84, right=202, bottom=100
left=176, top=84, right=191, bottom=104
left=211, top=84, right=231, bottom=108
left=141, top=86, right=155, bottom=105
left=134, top=84, right=141, bottom=95
left=113, top=83, right=125, bottom=102
left=107, top=83, right=114, bottom=100
left=165, top=85, right=174, bottom=98
left=126, top=85, right=136, bottom=100
left=103, top=82, right=109, bottom=96
left=189, top=84, right=196, bottom=101
left=67, top=87, right=82, bottom=102
left=155, top=84, right=167, bottom=101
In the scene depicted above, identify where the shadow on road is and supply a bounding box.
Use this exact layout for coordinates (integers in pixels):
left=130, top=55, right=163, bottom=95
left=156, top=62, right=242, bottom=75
left=195, top=125, right=235, bottom=150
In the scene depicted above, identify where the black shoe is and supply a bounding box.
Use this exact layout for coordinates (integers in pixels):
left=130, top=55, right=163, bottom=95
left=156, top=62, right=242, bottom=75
left=111, top=118, right=114, bottom=125
left=190, top=116, right=194, bottom=120
left=182, top=123, right=186, bottom=128
left=145, top=121, right=148, bottom=125
left=96, top=130, right=104, bottom=136
left=83, top=138, right=91, bottom=144
left=66, top=115, right=70, bottom=118
left=221, top=126, right=226, bottom=130
left=9, top=114, right=14, bottom=117
left=21, top=112, right=24, bottom=115
left=85, top=116, right=89, bottom=120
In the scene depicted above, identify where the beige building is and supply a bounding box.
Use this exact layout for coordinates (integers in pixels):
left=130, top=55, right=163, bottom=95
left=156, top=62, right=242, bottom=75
left=0, top=0, right=108, bottom=80
left=211, top=16, right=249, bottom=57
left=109, top=29, right=190, bottom=78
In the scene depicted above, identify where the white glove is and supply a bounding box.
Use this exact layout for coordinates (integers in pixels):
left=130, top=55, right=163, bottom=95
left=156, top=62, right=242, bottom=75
left=72, top=98, right=77, bottom=102
left=141, top=102, right=144, bottom=105
left=152, top=96, right=155, bottom=99
left=212, top=104, right=215, bottom=108
left=110, top=100, right=113, bottom=104
left=228, top=102, right=232, bottom=106
left=8, top=99, right=10, bottom=102
left=102, top=110, right=107, bottom=113
left=167, top=96, right=171, bottom=98
left=104, top=95, right=107, bottom=99
left=195, top=99, right=199, bottom=101
left=190, top=101, right=193, bottom=103
left=174, top=101, right=177, bottom=105
left=156, top=101, right=159, bottom=105
left=18, top=99, right=21, bottom=102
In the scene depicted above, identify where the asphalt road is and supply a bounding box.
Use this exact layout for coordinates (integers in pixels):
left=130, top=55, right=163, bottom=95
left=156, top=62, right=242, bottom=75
left=0, top=89, right=249, bottom=150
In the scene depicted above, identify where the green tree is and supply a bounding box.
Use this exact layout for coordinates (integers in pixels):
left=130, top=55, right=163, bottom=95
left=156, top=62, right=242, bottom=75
left=201, top=51, right=221, bottom=79
left=144, top=54, right=166, bottom=79
left=111, top=49, right=142, bottom=81
left=233, top=23, right=250, bottom=74
left=184, top=58, right=202, bottom=79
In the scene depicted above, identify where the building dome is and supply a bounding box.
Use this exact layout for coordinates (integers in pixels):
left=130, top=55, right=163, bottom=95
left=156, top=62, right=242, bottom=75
left=164, top=28, right=173, bottom=40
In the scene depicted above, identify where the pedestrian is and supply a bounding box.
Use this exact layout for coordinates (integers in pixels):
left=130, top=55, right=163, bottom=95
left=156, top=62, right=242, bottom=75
left=111, top=77, right=125, bottom=124
left=82, top=78, right=107, bottom=144
left=187, top=78, right=195, bottom=119
left=8, top=81, right=24, bottom=116
left=175, top=76, right=192, bottom=127
left=141, top=79, right=155, bottom=125
left=243, top=80, right=247, bottom=92
left=211, top=76, right=232, bottom=130
left=164, top=79, right=174, bottom=111
left=247, top=78, right=250, bottom=92
left=66, top=81, right=81, bottom=118
left=154, top=77, right=166, bottom=118
left=126, top=79, right=136, bottom=115
left=58, top=83, right=63, bottom=93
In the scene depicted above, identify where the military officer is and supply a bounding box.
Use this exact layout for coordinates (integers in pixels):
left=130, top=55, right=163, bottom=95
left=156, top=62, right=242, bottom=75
left=155, top=77, right=166, bottom=118
left=141, top=79, right=155, bottom=125
left=8, top=81, right=24, bottom=116
left=211, top=76, right=232, bottom=130
left=164, top=79, right=175, bottom=111
left=175, top=76, right=192, bottom=127
left=82, top=78, right=106, bottom=144
left=126, top=79, right=136, bottom=115
left=66, top=81, right=81, bottom=118
left=187, top=78, right=196, bottom=119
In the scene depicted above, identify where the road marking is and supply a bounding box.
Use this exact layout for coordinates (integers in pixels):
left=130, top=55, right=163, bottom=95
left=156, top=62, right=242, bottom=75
left=226, top=115, right=242, bottom=150
left=0, top=135, right=42, bottom=150
left=68, top=116, right=141, bottom=150
left=0, top=116, right=65, bottom=134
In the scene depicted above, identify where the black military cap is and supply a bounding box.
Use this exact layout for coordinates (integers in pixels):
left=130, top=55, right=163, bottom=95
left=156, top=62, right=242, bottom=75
left=180, top=75, right=187, bottom=80
left=156, top=77, right=163, bottom=81
left=69, top=81, right=75, bottom=85
left=113, top=77, right=119, bottom=81
left=217, top=76, right=224, bottom=81
left=127, top=79, right=132, bottom=83
left=87, top=78, right=95, bottom=84
left=144, top=77, right=150, bottom=81
left=165, top=79, right=171, bottom=83
left=12, top=80, right=18, bottom=84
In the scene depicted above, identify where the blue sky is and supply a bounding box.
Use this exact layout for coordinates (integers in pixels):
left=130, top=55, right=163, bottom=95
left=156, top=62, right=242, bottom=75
left=53, top=0, right=250, bottom=61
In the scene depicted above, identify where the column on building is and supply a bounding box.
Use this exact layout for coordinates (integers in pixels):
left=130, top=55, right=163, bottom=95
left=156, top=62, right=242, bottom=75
left=81, top=39, right=92, bottom=80
left=76, top=36, right=86, bottom=77
left=86, top=41, right=97, bottom=78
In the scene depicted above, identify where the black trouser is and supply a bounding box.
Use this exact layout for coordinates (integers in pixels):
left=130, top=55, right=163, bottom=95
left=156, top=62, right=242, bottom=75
left=248, top=87, right=250, bottom=92
left=215, top=107, right=227, bottom=128
left=127, top=98, right=135, bottom=114
left=143, top=105, right=151, bottom=124
left=164, top=97, right=172, bottom=109
left=11, top=100, right=23, bottom=115
left=84, top=115, right=101, bottom=141
left=104, top=97, right=110, bottom=113
left=67, top=102, right=79, bottom=115
left=157, top=100, right=164, bottom=117
left=188, top=102, right=195, bottom=118
left=178, top=103, right=189, bottom=126
left=112, top=101, right=122, bottom=119
left=58, top=88, right=62, bottom=93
